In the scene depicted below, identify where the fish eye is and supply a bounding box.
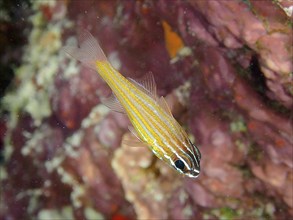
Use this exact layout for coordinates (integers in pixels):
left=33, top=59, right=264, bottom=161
left=175, top=159, right=185, bottom=170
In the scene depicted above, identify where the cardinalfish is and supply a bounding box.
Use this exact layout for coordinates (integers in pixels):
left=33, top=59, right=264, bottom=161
left=63, top=31, right=201, bottom=178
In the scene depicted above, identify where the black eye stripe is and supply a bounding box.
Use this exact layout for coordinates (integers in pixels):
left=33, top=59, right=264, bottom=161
left=188, top=139, right=201, bottom=161
left=175, top=159, right=185, bottom=170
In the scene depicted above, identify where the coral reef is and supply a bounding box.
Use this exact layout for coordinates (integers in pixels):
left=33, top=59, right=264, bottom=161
left=1, top=0, right=292, bottom=219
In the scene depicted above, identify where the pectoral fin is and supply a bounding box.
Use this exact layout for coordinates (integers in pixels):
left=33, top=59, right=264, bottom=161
left=128, top=126, right=141, bottom=140
left=122, top=127, right=148, bottom=148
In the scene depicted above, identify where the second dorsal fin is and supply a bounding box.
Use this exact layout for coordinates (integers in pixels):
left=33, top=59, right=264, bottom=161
left=128, top=72, right=158, bottom=100
left=158, top=96, right=173, bottom=117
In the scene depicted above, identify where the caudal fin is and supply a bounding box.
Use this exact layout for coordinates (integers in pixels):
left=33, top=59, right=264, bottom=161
left=62, top=30, right=107, bottom=70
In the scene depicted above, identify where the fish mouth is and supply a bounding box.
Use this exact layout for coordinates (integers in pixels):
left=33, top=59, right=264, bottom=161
left=186, top=169, right=200, bottom=178
left=188, top=155, right=200, bottom=178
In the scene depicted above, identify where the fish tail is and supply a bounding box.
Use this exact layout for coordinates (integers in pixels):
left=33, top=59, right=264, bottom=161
left=62, top=30, right=107, bottom=70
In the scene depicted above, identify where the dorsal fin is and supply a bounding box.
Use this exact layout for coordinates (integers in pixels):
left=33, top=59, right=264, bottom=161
left=158, top=96, right=173, bottom=117
left=101, top=93, right=125, bottom=113
left=128, top=72, right=158, bottom=100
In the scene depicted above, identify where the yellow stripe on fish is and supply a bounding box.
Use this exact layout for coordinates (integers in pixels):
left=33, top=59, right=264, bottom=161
left=63, top=31, right=201, bottom=178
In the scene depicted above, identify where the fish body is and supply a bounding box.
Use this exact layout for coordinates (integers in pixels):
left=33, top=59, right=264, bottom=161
left=63, top=31, right=201, bottom=178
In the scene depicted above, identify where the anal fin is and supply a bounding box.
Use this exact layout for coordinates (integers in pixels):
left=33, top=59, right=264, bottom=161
left=101, top=93, right=125, bottom=113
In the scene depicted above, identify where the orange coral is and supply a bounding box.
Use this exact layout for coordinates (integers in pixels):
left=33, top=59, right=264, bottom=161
left=162, top=20, right=184, bottom=58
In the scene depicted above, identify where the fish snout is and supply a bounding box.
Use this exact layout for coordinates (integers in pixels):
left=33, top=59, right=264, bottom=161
left=186, top=168, right=200, bottom=178
left=189, top=155, right=200, bottom=178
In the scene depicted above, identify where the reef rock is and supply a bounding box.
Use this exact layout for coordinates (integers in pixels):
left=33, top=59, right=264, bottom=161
left=1, top=0, right=292, bottom=219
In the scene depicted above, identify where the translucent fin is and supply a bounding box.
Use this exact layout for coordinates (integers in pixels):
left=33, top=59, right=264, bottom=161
left=101, top=93, right=125, bottom=113
left=128, top=72, right=158, bottom=100
left=128, top=126, right=140, bottom=140
left=122, top=134, right=147, bottom=148
left=158, top=96, right=173, bottom=117
left=137, top=72, right=157, bottom=97
left=122, top=127, right=147, bottom=147
left=62, top=30, right=107, bottom=70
